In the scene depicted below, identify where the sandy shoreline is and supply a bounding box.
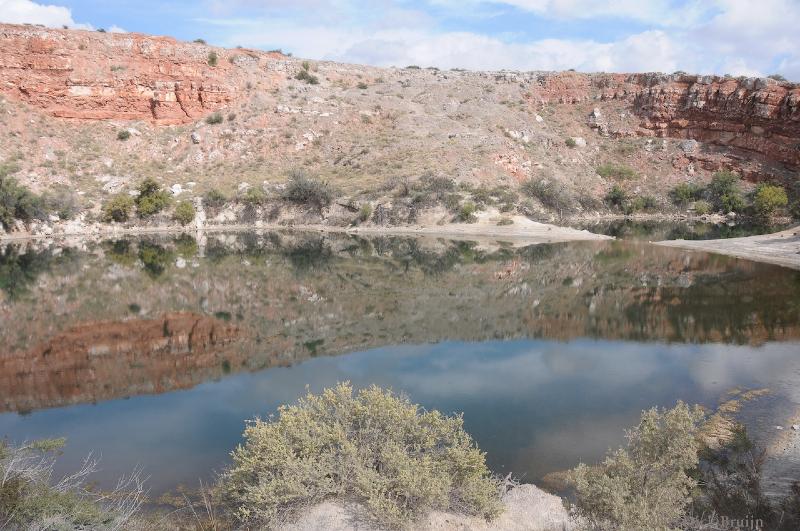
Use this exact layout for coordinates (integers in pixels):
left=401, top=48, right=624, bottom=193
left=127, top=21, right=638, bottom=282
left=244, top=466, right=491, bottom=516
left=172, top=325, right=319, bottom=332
left=656, top=226, right=800, bottom=270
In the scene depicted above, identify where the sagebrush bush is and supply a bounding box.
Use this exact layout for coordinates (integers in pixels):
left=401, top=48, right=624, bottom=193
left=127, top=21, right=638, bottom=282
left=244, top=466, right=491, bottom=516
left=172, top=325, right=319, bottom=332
left=117, top=129, right=131, bottom=141
left=102, top=194, right=135, bottom=222
left=221, top=383, right=503, bottom=528
left=520, top=179, right=573, bottom=212
left=458, top=201, right=477, bottom=222
left=670, top=182, right=703, bottom=205
left=693, top=200, right=712, bottom=215
left=597, top=163, right=637, bottom=180
left=753, top=183, right=788, bottom=218
left=135, top=178, right=171, bottom=217
left=0, top=438, right=144, bottom=529
left=204, top=188, right=228, bottom=209
left=241, top=187, right=267, bottom=206
left=359, top=203, right=373, bottom=222
left=207, top=51, right=218, bottom=66
left=173, top=200, right=195, bottom=226
left=295, top=69, right=319, bottom=85
left=282, top=171, right=334, bottom=209
left=205, top=112, right=224, bottom=125
left=571, top=402, right=704, bottom=530
left=42, top=188, right=80, bottom=220
left=0, top=176, right=47, bottom=229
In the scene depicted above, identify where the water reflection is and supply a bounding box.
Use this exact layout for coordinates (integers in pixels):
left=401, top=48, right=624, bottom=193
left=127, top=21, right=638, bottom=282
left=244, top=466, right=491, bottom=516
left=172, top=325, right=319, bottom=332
left=0, top=232, right=799, bottom=493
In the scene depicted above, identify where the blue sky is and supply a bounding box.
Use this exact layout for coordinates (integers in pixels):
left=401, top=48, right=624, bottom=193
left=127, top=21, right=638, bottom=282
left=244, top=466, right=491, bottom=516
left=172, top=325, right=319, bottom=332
left=2, top=0, right=799, bottom=79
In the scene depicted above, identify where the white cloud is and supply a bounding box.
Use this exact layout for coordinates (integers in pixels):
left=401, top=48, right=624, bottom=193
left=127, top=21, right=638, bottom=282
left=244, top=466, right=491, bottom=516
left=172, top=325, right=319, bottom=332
left=0, top=0, right=87, bottom=28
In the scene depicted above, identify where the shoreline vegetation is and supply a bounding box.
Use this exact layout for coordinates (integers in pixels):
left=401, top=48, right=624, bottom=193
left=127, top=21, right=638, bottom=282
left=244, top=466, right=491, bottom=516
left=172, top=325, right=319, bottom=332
left=3, top=384, right=800, bottom=530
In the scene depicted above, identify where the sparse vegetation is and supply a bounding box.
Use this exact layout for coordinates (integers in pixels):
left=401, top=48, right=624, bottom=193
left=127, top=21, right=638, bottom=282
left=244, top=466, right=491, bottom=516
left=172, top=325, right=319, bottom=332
left=117, top=129, right=131, bottom=141
left=693, top=200, right=712, bottom=215
left=241, top=187, right=267, bottom=206
left=295, top=62, right=319, bottom=85
left=207, top=51, right=218, bottom=66
left=205, top=112, right=224, bottom=125
left=604, top=185, right=628, bottom=209
left=521, top=179, right=573, bottom=213
left=597, top=163, right=637, bottom=180
left=458, top=201, right=477, bottom=223
left=768, top=74, right=787, bottom=81
left=193, top=38, right=206, bottom=44
left=358, top=203, right=372, bottom=222
left=357, top=81, right=369, bottom=90
left=101, top=194, right=135, bottom=222
left=753, top=183, right=788, bottom=218
left=282, top=170, right=334, bottom=209
left=135, top=178, right=171, bottom=218
left=220, top=383, right=502, bottom=528
left=204, top=188, right=228, bottom=209
left=565, top=137, right=577, bottom=148
left=173, top=200, right=195, bottom=226
left=670, top=182, right=703, bottom=206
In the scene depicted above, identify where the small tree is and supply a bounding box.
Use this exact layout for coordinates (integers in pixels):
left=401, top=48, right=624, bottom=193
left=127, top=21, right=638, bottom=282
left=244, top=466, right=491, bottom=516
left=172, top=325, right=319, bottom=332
left=173, top=200, right=195, bottom=226
left=604, top=185, right=627, bottom=209
left=135, top=178, right=171, bottom=218
left=571, top=402, right=705, bottom=530
left=753, top=184, right=788, bottom=218
left=670, top=182, right=703, bottom=205
left=102, top=194, right=135, bottom=222
left=708, top=170, right=744, bottom=213
left=207, top=51, right=218, bottom=66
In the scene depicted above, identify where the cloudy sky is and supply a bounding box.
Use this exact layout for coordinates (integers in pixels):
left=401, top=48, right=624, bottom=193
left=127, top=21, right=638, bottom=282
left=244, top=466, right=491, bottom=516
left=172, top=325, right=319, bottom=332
left=1, top=0, right=798, bottom=79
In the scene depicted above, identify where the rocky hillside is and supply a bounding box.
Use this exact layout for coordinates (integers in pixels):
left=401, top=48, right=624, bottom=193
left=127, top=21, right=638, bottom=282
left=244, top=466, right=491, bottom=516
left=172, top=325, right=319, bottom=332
left=0, top=23, right=798, bottom=235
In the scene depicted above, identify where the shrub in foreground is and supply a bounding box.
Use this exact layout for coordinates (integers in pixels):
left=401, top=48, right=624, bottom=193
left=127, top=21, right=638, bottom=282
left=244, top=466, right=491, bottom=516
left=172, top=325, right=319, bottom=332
left=173, top=200, right=195, bottom=226
left=0, top=438, right=144, bottom=529
left=708, top=170, right=745, bottom=213
left=0, top=176, right=46, bottom=229
left=693, top=200, right=712, bottom=215
left=670, top=182, right=703, bottom=205
left=102, top=194, right=135, bottom=222
left=221, top=383, right=503, bottom=528
left=571, top=402, right=704, bottom=530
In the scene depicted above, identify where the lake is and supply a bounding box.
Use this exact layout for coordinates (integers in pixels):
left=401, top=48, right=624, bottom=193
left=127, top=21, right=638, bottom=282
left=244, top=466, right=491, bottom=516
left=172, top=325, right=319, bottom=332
left=1, top=231, right=799, bottom=495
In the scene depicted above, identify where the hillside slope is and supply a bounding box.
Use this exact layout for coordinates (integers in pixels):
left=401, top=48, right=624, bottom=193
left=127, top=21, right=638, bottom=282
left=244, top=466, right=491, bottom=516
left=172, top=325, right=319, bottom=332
left=0, top=23, right=798, bottom=236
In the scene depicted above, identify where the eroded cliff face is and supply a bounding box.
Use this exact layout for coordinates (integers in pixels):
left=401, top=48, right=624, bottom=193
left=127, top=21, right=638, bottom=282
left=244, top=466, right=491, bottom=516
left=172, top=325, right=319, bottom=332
left=0, top=24, right=283, bottom=123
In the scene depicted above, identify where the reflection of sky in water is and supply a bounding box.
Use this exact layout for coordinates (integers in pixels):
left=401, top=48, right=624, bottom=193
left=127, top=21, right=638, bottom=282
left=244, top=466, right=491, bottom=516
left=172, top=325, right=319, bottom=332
left=1, top=339, right=798, bottom=494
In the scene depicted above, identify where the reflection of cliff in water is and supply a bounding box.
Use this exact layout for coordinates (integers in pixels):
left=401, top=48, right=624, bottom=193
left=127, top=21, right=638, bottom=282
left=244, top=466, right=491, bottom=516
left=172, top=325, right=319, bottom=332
left=1, top=232, right=799, bottom=413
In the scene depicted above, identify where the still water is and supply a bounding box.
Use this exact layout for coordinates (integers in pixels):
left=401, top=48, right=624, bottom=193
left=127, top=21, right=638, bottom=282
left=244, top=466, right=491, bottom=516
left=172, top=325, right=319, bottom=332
left=1, top=231, right=799, bottom=494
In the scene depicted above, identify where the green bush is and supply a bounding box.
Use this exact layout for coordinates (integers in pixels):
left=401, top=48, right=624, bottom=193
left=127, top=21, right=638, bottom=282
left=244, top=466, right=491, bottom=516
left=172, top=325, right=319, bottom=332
left=520, top=179, right=572, bottom=212
left=458, top=201, right=477, bottom=223
left=708, top=170, right=745, bottom=213
left=693, top=200, right=712, bottom=215
left=358, top=203, right=372, bottom=222
left=791, top=200, right=800, bottom=220
left=282, top=171, right=334, bottom=209
left=101, top=194, right=135, bottom=222
left=204, top=188, right=228, bottom=209
left=135, top=178, right=171, bottom=218
left=670, top=182, right=703, bottom=205
left=753, top=183, right=788, bottom=218
left=220, top=383, right=502, bottom=528
left=597, top=163, right=637, bottom=180
left=571, top=402, right=704, bottom=530
left=205, top=112, right=224, bottom=125
left=241, top=187, right=267, bottom=206
left=604, top=185, right=627, bottom=209
left=0, top=176, right=47, bottom=229
left=207, top=51, right=218, bottom=66
left=117, top=129, right=131, bottom=141
left=173, top=200, right=195, bottom=226
left=357, top=81, right=369, bottom=90
left=565, top=137, right=577, bottom=148
left=193, top=38, right=206, bottom=44
left=295, top=69, right=319, bottom=85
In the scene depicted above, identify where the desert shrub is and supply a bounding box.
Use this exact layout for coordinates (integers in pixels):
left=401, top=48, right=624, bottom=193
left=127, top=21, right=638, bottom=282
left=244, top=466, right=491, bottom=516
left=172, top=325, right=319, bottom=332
left=101, top=194, right=135, bottom=222
left=357, top=81, right=369, bottom=90
left=220, top=383, right=502, bottom=528
left=458, top=202, right=477, bottom=223
left=295, top=69, right=319, bottom=85
left=571, top=402, right=704, bottom=530
left=670, top=182, right=703, bottom=205
left=708, top=170, right=745, bottom=213
left=0, top=176, right=47, bottom=229
left=205, top=112, right=224, bottom=125
left=135, top=178, right=171, bottom=218
left=791, top=200, right=800, bottom=220
left=42, top=188, right=80, bottom=220
left=604, top=185, right=627, bottom=209
left=0, top=438, right=144, bottom=529
left=193, top=38, right=206, bottom=44
left=520, top=179, right=572, bottom=212
left=204, top=188, right=228, bottom=209
left=597, top=163, right=637, bottom=180
left=565, top=137, right=577, bottom=148
left=358, top=203, right=372, bottom=222
left=282, top=170, right=334, bottom=209
left=768, top=74, right=787, bottom=81
left=416, top=174, right=456, bottom=201
left=241, top=187, right=267, bottom=206
left=693, top=200, right=712, bottom=215
left=207, top=51, right=218, bottom=66
left=753, top=183, right=788, bottom=218
left=117, top=129, right=131, bottom=141
left=173, top=200, right=195, bottom=226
